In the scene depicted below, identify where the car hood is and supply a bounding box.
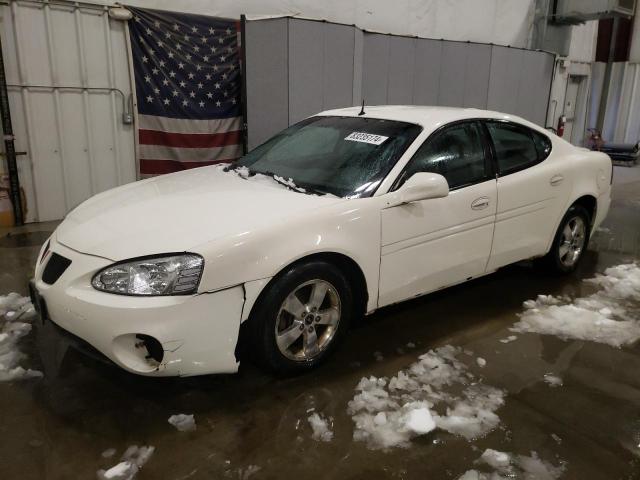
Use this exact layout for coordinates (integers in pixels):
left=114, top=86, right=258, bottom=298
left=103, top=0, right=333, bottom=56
left=56, top=165, right=345, bottom=261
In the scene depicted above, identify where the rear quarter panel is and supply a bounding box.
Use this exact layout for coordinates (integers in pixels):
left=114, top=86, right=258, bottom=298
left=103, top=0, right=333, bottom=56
left=545, top=142, right=612, bottom=252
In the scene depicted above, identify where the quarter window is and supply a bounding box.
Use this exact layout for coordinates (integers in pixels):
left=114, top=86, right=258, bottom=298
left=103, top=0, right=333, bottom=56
left=486, top=122, right=548, bottom=175
left=397, top=122, right=490, bottom=190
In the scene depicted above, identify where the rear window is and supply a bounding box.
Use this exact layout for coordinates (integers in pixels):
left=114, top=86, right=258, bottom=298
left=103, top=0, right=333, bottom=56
left=486, top=122, right=549, bottom=175
left=532, top=130, right=552, bottom=160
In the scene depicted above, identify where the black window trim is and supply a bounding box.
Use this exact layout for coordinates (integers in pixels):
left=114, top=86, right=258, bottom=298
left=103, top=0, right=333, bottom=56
left=481, top=119, right=553, bottom=178
left=391, top=118, right=497, bottom=192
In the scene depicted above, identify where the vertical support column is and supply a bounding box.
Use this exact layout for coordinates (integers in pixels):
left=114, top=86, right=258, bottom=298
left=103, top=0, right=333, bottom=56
left=0, top=33, right=23, bottom=225
left=240, top=14, right=248, bottom=154
left=596, top=17, right=619, bottom=132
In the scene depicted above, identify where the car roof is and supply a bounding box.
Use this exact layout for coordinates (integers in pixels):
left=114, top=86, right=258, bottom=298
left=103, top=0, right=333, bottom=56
left=316, top=105, right=544, bottom=135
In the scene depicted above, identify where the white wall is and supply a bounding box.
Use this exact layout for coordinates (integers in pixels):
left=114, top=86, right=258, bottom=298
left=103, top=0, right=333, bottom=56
left=100, top=0, right=538, bottom=48
left=0, top=2, right=136, bottom=222
left=568, top=20, right=598, bottom=62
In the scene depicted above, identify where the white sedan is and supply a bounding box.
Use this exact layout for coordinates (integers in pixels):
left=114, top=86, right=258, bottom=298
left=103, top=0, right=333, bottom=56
left=30, top=106, right=612, bottom=376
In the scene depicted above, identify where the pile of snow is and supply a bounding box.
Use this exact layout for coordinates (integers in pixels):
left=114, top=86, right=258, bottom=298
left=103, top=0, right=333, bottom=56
left=348, top=346, right=505, bottom=449
left=543, top=374, right=563, bottom=387
left=308, top=412, right=333, bottom=442
left=97, top=445, right=154, bottom=480
left=168, top=414, right=196, bottom=432
left=0, top=293, right=42, bottom=382
left=458, top=448, right=565, bottom=480
left=221, top=164, right=308, bottom=193
left=512, top=264, right=640, bottom=347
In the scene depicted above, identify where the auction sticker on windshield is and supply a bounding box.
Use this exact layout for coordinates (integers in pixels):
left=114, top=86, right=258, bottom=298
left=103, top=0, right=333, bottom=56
left=344, top=132, right=389, bottom=145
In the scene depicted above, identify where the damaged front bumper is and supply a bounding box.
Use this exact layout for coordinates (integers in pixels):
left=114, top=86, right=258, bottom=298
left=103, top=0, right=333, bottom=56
left=31, top=237, right=244, bottom=377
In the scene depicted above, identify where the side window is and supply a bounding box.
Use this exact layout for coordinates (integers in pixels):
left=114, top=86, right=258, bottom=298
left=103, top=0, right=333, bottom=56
left=486, top=122, right=546, bottom=175
left=398, top=122, right=490, bottom=190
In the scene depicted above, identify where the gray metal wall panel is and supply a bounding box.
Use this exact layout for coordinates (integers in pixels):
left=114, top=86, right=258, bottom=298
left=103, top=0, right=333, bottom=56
left=362, top=34, right=390, bottom=104
left=463, top=43, right=491, bottom=109
left=517, top=51, right=554, bottom=125
left=323, top=23, right=355, bottom=111
left=245, top=18, right=289, bottom=150
left=487, top=46, right=522, bottom=114
left=288, top=19, right=324, bottom=124
left=438, top=42, right=467, bottom=107
left=245, top=18, right=556, bottom=151
left=352, top=29, right=364, bottom=106
left=387, top=37, right=415, bottom=105
left=413, top=40, right=442, bottom=105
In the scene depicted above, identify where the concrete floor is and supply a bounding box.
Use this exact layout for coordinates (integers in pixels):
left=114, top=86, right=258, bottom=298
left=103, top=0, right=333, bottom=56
left=1, top=167, right=640, bottom=480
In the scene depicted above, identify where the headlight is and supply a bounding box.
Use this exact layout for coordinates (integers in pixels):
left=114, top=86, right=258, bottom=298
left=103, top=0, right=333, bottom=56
left=91, top=254, right=204, bottom=296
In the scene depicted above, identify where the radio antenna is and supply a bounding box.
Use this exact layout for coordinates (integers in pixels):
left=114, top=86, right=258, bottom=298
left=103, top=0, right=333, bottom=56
left=358, top=99, right=366, bottom=116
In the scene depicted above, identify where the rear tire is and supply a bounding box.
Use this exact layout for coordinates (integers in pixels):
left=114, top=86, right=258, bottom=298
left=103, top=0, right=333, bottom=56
left=539, top=204, right=591, bottom=274
left=247, top=260, right=353, bottom=374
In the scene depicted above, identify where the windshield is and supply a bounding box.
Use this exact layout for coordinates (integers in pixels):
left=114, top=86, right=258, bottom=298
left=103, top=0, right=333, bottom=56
left=232, top=116, right=422, bottom=197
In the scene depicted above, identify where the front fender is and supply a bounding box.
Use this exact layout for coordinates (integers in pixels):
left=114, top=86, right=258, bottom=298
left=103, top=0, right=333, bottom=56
left=194, top=198, right=383, bottom=313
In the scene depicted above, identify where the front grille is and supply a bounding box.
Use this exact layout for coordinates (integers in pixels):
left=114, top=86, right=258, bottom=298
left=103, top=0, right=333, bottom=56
left=42, top=252, right=72, bottom=285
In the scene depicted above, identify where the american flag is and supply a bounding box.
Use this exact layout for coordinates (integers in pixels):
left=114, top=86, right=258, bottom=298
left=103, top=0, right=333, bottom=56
left=128, top=7, right=243, bottom=177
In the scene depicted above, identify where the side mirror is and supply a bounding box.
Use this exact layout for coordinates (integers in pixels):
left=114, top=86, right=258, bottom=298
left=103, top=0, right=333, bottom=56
left=386, top=172, right=449, bottom=207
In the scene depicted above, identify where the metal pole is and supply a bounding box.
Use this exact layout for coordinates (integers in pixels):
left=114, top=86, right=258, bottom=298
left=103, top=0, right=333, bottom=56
left=240, top=14, right=249, bottom=155
left=0, top=34, right=23, bottom=226
left=596, top=17, right=619, bottom=133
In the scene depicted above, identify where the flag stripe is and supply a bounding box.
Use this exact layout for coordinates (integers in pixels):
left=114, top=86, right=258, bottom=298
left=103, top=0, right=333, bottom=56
left=138, top=114, right=243, bottom=134
left=139, top=143, right=242, bottom=162
left=139, top=129, right=241, bottom=148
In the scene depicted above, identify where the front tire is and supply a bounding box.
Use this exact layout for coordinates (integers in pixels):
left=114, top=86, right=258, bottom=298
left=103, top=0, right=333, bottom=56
left=248, top=260, right=353, bottom=374
left=540, top=204, right=591, bottom=274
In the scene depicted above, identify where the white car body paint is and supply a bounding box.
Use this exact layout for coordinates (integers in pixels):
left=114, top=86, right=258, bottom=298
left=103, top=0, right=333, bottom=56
left=32, top=106, right=612, bottom=376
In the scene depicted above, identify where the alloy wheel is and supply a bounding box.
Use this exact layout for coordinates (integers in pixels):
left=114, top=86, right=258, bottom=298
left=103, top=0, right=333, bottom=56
left=558, top=216, right=587, bottom=267
left=275, top=279, right=341, bottom=361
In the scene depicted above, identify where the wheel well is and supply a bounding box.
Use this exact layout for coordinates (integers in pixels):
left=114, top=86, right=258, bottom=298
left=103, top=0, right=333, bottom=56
left=286, top=252, right=369, bottom=318
left=572, top=195, right=597, bottom=225
left=234, top=252, right=369, bottom=362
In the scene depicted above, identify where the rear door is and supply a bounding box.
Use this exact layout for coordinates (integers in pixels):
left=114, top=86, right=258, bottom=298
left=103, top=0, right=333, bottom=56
left=378, top=120, right=497, bottom=307
left=483, top=121, right=571, bottom=271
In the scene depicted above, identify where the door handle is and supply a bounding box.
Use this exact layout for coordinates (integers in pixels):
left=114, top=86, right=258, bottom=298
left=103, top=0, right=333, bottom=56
left=471, top=197, right=490, bottom=210
left=550, top=175, right=564, bottom=186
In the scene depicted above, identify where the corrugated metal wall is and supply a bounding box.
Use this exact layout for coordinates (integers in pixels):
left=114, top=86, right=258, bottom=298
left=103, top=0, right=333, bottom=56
left=590, top=62, right=640, bottom=144
left=245, top=17, right=555, bottom=150
left=0, top=0, right=136, bottom=223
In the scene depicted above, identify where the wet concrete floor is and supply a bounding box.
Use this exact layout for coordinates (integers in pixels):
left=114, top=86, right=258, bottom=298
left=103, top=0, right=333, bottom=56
left=1, top=167, right=640, bottom=479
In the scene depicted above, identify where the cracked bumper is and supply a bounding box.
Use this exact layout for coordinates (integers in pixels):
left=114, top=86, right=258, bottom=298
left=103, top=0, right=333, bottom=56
left=32, top=238, right=243, bottom=377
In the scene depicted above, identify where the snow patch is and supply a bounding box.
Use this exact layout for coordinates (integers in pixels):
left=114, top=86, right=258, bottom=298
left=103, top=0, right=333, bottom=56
left=308, top=413, right=333, bottom=442
left=458, top=448, right=565, bottom=480
left=404, top=407, right=436, bottom=434
left=348, top=346, right=505, bottom=449
left=499, top=335, right=518, bottom=344
left=512, top=264, right=640, bottom=347
left=168, top=414, right=196, bottom=432
left=0, top=293, right=42, bottom=382
left=543, top=374, right=563, bottom=387
left=97, top=445, right=154, bottom=480
left=476, top=357, right=486, bottom=368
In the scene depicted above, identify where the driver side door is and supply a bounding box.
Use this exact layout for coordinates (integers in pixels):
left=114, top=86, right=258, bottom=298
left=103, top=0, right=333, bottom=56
left=378, top=120, right=497, bottom=307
